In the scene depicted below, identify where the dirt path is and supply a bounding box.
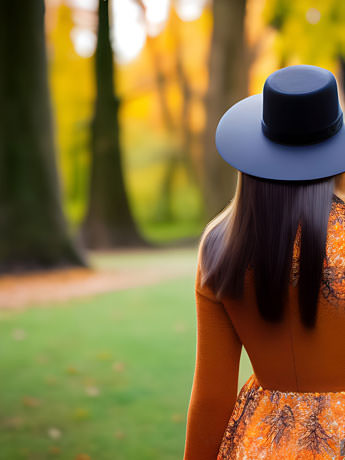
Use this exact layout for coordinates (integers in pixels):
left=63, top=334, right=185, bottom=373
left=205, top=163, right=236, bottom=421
left=0, top=247, right=197, bottom=310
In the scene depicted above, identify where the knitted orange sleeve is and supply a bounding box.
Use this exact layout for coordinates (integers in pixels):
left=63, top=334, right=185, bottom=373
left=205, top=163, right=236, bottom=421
left=183, top=259, right=242, bottom=460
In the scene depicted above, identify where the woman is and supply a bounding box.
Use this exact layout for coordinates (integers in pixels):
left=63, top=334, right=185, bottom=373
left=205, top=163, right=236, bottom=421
left=183, top=65, right=345, bottom=459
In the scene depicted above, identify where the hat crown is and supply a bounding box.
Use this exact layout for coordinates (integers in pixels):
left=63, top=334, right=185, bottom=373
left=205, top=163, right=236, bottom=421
left=262, top=65, right=343, bottom=144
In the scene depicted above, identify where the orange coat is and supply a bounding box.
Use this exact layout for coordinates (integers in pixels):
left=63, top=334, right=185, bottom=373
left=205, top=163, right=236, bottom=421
left=183, top=193, right=345, bottom=459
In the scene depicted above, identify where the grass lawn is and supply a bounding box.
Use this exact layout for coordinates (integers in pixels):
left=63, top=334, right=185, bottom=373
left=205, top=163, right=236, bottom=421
left=0, top=274, right=253, bottom=460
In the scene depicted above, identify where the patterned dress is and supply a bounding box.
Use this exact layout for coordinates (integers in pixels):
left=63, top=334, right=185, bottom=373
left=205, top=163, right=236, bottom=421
left=217, top=193, right=345, bottom=459
left=217, top=372, right=345, bottom=459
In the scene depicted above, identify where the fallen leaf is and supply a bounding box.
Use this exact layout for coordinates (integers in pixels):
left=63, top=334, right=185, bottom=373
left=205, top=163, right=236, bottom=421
left=96, top=351, right=112, bottom=361
left=3, top=416, right=24, bottom=429
left=73, top=408, right=90, bottom=420
left=82, top=376, right=96, bottom=385
left=45, top=375, right=58, bottom=385
left=173, top=322, right=187, bottom=333
left=171, top=413, right=184, bottom=423
left=85, top=386, right=100, bottom=397
left=48, top=445, right=61, bottom=455
left=12, top=329, right=27, bottom=340
left=35, top=354, right=49, bottom=364
left=66, top=366, right=79, bottom=375
left=47, top=427, right=62, bottom=439
left=114, top=430, right=126, bottom=439
left=22, top=396, right=41, bottom=407
left=112, top=361, right=125, bottom=372
left=75, top=454, right=91, bottom=460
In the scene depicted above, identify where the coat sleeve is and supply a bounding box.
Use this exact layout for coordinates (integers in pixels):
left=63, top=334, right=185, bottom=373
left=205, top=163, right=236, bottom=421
left=183, top=258, right=242, bottom=460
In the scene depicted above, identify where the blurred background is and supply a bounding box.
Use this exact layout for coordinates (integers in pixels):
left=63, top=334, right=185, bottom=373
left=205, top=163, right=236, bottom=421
left=1, top=0, right=345, bottom=458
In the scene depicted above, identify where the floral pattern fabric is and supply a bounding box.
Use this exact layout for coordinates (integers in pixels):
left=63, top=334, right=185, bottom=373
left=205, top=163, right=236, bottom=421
left=291, top=193, right=345, bottom=305
left=217, top=373, right=345, bottom=459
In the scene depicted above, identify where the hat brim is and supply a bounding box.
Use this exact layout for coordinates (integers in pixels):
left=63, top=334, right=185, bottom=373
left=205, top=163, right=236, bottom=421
left=215, top=93, right=345, bottom=180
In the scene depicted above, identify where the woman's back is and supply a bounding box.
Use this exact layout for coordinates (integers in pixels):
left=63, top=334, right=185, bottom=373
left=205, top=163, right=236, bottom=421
left=221, top=193, right=345, bottom=393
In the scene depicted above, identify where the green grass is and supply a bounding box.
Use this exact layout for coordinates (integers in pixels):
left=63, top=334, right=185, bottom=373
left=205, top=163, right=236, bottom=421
left=0, top=275, right=253, bottom=460
left=140, top=219, right=204, bottom=244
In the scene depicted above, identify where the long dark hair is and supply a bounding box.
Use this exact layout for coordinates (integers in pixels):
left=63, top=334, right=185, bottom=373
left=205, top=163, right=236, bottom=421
left=198, top=171, right=340, bottom=329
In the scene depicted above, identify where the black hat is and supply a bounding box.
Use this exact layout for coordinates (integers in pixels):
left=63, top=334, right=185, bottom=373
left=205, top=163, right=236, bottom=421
left=215, top=64, right=345, bottom=180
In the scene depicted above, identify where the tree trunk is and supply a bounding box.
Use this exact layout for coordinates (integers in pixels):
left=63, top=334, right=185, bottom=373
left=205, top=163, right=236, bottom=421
left=145, top=35, right=179, bottom=223
left=0, top=0, right=87, bottom=274
left=202, top=0, right=249, bottom=221
left=80, top=0, right=149, bottom=249
left=172, top=7, right=201, bottom=190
